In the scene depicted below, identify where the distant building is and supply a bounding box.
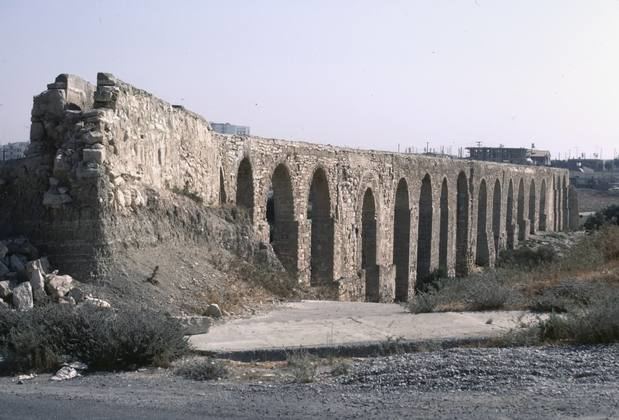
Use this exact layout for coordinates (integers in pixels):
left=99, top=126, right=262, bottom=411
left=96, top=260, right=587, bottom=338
left=0, top=142, right=28, bottom=161
left=466, top=146, right=551, bottom=166
left=210, top=122, right=250, bottom=136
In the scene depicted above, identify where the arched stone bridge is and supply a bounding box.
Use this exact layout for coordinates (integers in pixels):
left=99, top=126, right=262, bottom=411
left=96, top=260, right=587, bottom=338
left=0, top=73, right=572, bottom=303
left=219, top=136, right=570, bottom=301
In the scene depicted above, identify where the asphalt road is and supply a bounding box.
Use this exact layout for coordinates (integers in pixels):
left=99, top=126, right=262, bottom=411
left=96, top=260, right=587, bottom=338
left=1, top=345, right=617, bottom=420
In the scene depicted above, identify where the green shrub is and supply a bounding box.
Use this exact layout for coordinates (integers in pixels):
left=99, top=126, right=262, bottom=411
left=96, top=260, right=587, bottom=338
left=408, top=271, right=513, bottom=314
left=175, top=357, right=228, bottom=381
left=497, top=245, right=557, bottom=269
left=0, top=305, right=189, bottom=374
left=539, top=288, right=619, bottom=344
left=584, top=204, right=619, bottom=231
left=529, top=281, right=604, bottom=313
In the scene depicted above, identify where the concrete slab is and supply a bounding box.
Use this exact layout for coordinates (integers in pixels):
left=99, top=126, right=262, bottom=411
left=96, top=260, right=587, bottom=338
left=190, top=301, right=538, bottom=360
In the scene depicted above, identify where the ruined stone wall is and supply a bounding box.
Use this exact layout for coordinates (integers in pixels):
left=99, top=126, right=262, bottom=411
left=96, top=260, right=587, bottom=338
left=0, top=72, right=572, bottom=303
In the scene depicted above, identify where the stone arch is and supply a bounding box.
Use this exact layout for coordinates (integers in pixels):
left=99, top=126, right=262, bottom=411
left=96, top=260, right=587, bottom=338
left=529, top=179, right=537, bottom=234
left=219, top=168, right=227, bottom=205
left=475, top=179, right=489, bottom=266
left=556, top=176, right=562, bottom=231
left=492, top=179, right=502, bottom=259
left=361, top=187, right=379, bottom=302
left=308, top=167, right=333, bottom=285
left=456, top=171, right=469, bottom=276
left=517, top=179, right=525, bottom=240
left=236, top=157, right=254, bottom=221
left=267, top=163, right=298, bottom=275
left=562, top=175, right=569, bottom=229
left=553, top=177, right=558, bottom=231
left=539, top=179, right=547, bottom=231
left=393, top=178, right=411, bottom=301
left=506, top=179, right=515, bottom=249
left=416, top=174, right=433, bottom=288
left=438, top=178, right=449, bottom=276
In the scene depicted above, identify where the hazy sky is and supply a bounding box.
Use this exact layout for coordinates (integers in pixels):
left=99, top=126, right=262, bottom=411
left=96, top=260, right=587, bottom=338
left=1, top=0, right=618, bottom=159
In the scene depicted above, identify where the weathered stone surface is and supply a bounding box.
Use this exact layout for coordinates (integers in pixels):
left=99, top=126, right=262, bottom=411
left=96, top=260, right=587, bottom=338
left=175, top=315, right=212, bottom=335
left=12, top=282, right=33, bottom=311
left=45, top=274, right=73, bottom=299
left=9, top=255, right=25, bottom=273
left=0, top=280, right=12, bottom=299
left=79, top=297, right=111, bottom=309
left=0, top=261, right=9, bottom=277
left=26, top=259, right=47, bottom=300
left=204, top=303, right=222, bottom=319
left=0, top=299, right=8, bottom=309
left=43, top=191, right=73, bottom=208
left=0, top=242, right=7, bottom=259
left=51, top=366, right=79, bottom=381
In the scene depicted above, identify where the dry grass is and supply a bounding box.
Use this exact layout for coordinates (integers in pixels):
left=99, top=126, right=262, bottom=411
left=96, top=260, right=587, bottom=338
left=409, top=225, right=619, bottom=316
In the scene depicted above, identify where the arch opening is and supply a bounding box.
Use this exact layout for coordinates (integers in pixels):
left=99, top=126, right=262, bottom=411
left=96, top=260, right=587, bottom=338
left=393, top=178, right=410, bottom=301
left=562, top=176, right=569, bottom=230
left=517, top=179, right=525, bottom=240
left=416, top=175, right=433, bottom=289
left=438, top=179, right=449, bottom=276
left=529, top=180, right=537, bottom=234
left=456, top=172, right=469, bottom=276
left=236, top=158, right=254, bottom=221
left=506, top=180, right=515, bottom=249
left=267, top=164, right=298, bottom=275
left=219, top=168, right=227, bottom=205
left=539, top=180, right=547, bottom=231
left=308, top=168, right=333, bottom=285
left=361, top=188, right=379, bottom=302
left=492, top=180, right=502, bottom=258
left=475, top=180, right=489, bottom=266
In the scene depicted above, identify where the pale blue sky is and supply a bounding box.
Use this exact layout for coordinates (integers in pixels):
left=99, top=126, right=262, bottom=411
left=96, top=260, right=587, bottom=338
left=1, top=0, right=618, bottom=159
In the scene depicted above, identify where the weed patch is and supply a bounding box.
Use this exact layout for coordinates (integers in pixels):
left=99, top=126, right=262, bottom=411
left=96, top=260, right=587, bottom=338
left=175, top=357, right=228, bottom=381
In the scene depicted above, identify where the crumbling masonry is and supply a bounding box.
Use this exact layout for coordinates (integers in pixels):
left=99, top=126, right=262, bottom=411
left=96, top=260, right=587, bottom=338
left=0, top=73, right=573, bottom=302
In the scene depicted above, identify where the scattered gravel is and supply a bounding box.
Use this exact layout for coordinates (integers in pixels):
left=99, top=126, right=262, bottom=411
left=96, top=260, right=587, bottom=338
left=337, top=345, right=619, bottom=393
left=1, top=345, right=617, bottom=419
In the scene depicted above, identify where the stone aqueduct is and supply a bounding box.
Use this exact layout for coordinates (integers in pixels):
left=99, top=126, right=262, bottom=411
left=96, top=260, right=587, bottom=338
left=0, top=73, right=572, bottom=302
left=221, top=135, right=570, bottom=301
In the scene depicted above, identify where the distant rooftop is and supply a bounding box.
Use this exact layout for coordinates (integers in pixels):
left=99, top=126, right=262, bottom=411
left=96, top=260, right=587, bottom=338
left=210, top=122, right=250, bottom=136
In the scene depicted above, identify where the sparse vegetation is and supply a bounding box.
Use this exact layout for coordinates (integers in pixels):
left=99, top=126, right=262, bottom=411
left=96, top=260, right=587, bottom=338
left=286, top=351, right=318, bottom=383
left=408, top=225, right=619, bottom=334
left=175, top=357, right=229, bottom=381
left=584, top=204, right=619, bottom=231
left=409, top=271, right=512, bottom=314
left=539, top=288, right=619, bottom=344
left=0, top=304, right=189, bottom=374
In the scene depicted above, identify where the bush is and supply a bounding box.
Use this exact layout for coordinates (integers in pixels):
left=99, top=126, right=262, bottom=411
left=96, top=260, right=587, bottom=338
left=539, top=288, right=619, bottom=344
left=408, top=271, right=513, bottom=314
left=286, top=351, right=318, bottom=383
left=0, top=305, right=189, bottom=374
left=584, top=204, right=619, bottom=231
left=175, top=357, right=228, bottom=381
left=497, top=245, right=557, bottom=269
left=529, top=281, right=605, bottom=313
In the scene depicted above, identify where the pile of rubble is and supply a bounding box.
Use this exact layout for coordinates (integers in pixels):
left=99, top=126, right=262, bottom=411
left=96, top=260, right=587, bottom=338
left=0, top=238, right=109, bottom=311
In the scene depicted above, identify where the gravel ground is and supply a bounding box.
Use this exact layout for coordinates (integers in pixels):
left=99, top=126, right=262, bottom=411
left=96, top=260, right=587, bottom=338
left=0, top=345, right=617, bottom=419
